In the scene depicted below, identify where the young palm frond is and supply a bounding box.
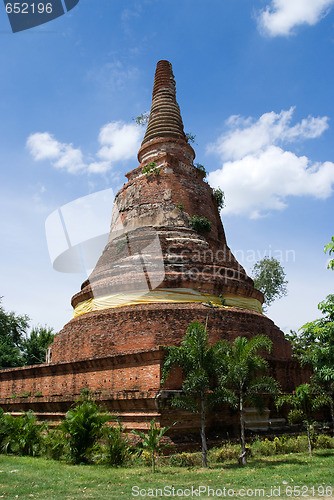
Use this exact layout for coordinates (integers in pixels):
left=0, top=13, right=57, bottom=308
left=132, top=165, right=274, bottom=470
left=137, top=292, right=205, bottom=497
left=132, top=419, right=169, bottom=473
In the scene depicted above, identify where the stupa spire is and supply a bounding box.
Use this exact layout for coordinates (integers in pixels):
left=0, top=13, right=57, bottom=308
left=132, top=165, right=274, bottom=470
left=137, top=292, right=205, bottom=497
left=141, top=60, right=187, bottom=146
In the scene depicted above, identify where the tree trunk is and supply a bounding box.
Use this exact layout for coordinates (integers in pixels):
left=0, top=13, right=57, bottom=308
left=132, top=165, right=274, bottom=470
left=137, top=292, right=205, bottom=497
left=306, top=424, right=312, bottom=457
left=240, top=390, right=247, bottom=466
left=200, top=392, right=208, bottom=468
left=330, top=400, right=334, bottom=437
left=152, top=450, right=155, bottom=473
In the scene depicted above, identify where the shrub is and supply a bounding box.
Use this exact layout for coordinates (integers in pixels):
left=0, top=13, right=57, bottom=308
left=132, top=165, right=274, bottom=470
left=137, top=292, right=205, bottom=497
left=212, top=188, right=225, bottom=210
left=134, top=112, right=150, bottom=126
left=189, top=215, right=212, bottom=233
left=186, top=133, right=196, bottom=144
left=315, top=434, right=334, bottom=449
left=250, top=435, right=316, bottom=456
left=194, top=163, right=206, bottom=177
left=213, top=443, right=241, bottom=462
left=61, top=399, right=109, bottom=464
left=169, top=452, right=200, bottom=467
left=19, top=391, right=31, bottom=398
left=142, top=162, right=161, bottom=176
left=104, top=422, right=133, bottom=466
left=251, top=438, right=275, bottom=457
left=140, top=450, right=152, bottom=466
left=0, top=411, right=45, bottom=456
left=44, top=427, right=67, bottom=461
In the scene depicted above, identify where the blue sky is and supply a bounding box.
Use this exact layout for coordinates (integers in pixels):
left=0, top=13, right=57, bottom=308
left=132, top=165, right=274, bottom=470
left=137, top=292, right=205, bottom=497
left=0, top=0, right=333, bottom=334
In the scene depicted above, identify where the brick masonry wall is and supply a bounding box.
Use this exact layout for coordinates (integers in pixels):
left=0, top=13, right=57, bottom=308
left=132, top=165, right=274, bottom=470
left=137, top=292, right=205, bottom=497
left=51, top=302, right=293, bottom=365
left=0, top=349, right=162, bottom=400
left=0, top=346, right=309, bottom=432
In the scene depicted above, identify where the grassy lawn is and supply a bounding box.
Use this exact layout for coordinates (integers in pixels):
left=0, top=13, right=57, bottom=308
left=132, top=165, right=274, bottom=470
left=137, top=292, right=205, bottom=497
left=0, top=451, right=333, bottom=499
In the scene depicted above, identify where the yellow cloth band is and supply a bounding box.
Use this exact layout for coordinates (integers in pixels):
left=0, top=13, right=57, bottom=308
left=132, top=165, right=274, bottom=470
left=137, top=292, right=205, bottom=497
left=73, top=288, right=262, bottom=317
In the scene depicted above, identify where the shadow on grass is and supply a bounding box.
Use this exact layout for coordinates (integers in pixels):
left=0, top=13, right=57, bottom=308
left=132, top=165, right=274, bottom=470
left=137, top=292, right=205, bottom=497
left=313, top=450, right=334, bottom=457
left=209, top=456, right=310, bottom=470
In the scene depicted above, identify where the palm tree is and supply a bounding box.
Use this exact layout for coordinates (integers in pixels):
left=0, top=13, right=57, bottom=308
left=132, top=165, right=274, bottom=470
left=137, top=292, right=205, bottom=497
left=162, top=320, right=232, bottom=468
left=276, top=383, right=330, bottom=457
left=216, top=335, right=280, bottom=465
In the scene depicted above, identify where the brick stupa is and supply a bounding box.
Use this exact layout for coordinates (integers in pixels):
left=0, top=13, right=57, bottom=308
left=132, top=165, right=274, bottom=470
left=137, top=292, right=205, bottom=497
left=0, top=61, right=308, bottom=433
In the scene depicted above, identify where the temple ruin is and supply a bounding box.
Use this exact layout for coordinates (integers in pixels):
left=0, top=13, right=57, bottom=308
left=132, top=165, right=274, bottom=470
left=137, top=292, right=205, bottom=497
left=0, top=61, right=308, bottom=434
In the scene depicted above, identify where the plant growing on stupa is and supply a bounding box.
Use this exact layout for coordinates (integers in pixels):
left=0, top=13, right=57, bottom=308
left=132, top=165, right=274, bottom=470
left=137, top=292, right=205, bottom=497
left=134, top=112, right=150, bottom=126
left=142, top=162, right=161, bottom=176
left=194, top=163, right=206, bottom=177
left=212, top=187, right=225, bottom=210
left=189, top=215, right=212, bottom=233
left=186, top=133, right=196, bottom=144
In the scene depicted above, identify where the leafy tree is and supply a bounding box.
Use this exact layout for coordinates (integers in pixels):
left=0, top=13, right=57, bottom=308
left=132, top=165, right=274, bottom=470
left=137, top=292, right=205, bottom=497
left=61, top=394, right=108, bottom=464
left=22, top=326, right=55, bottom=365
left=310, top=376, right=334, bottom=434
left=216, top=335, right=280, bottom=465
left=324, top=236, right=334, bottom=270
left=286, top=294, right=334, bottom=430
left=252, top=257, right=288, bottom=310
left=132, top=419, right=169, bottom=473
left=0, top=298, right=29, bottom=368
left=162, top=321, right=232, bottom=468
left=287, top=295, right=334, bottom=380
left=0, top=297, right=55, bottom=367
left=276, top=383, right=329, bottom=457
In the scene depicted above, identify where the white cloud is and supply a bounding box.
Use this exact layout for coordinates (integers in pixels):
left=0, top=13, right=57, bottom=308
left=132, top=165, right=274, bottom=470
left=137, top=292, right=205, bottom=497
left=27, top=132, right=86, bottom=174
left=27, top=132, right=63, bottom=161
left=207, top=108, right=334, bottom=218
left=27, top=121, right=143, bottom=175
left=97, top=122, right=142, bottom=162
left=258, top=0, right=334, bottom=37
left=208, top=108, right=328, bottom=161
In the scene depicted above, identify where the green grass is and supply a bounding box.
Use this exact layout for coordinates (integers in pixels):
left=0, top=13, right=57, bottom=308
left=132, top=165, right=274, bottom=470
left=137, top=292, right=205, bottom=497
left=0, top=451, right=333, bottom=499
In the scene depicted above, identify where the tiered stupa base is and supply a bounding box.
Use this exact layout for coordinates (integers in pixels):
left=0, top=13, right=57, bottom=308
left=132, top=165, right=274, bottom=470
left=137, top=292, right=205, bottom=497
left=0, top=303, right=309, bottom=434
